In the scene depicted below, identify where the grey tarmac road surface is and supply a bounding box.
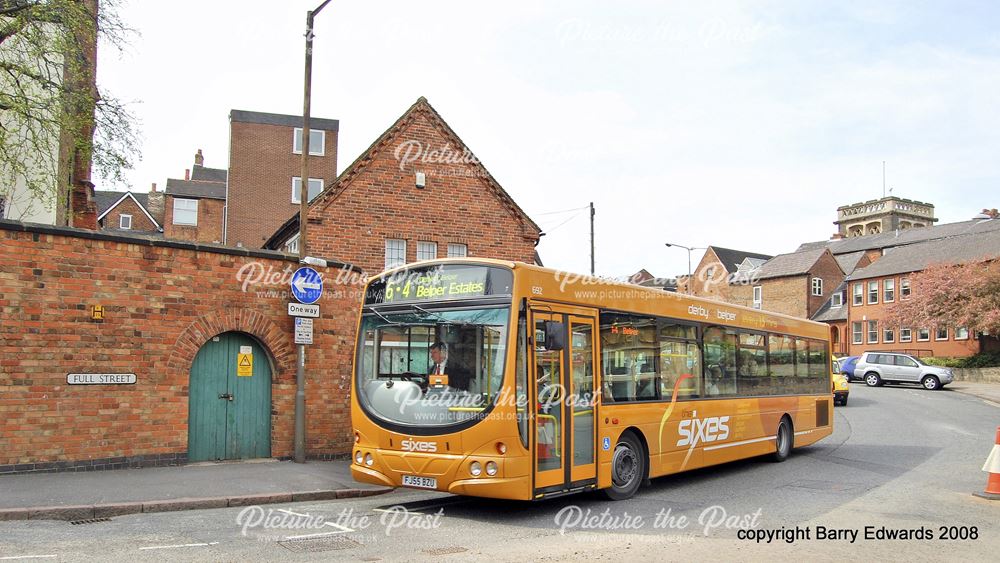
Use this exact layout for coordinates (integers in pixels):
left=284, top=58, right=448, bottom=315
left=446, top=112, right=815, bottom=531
left=0, top=383, right=997, bottom=561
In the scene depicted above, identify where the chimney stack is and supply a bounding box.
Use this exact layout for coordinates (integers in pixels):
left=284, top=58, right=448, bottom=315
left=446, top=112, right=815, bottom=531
left=184, top=168, right=190, bottom=180
left=150, top=182, right=157, bottom=193
left=194, top=149, right=204, bottom=167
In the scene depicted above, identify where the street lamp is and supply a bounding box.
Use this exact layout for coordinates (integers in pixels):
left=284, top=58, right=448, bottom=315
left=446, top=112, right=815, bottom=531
left=664, top=242, right=706, bottom=293
left=294, top=0, right=334, bottom=465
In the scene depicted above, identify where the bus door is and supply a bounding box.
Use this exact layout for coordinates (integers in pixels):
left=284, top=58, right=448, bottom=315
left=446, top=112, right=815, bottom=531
left=530, top=307, right=598, bottom=494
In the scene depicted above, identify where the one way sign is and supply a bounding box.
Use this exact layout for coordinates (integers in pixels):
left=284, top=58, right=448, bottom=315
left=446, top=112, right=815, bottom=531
left=290, top=266, right=323, bottom=304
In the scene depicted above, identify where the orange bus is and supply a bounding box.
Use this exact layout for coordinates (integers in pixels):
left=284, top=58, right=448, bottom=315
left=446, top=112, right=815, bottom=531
left=350, top=259, right=834, bottom=500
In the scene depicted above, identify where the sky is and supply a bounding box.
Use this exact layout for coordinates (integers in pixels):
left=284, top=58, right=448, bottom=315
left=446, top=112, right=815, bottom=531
left=95, top=0, right=1000, bottom=279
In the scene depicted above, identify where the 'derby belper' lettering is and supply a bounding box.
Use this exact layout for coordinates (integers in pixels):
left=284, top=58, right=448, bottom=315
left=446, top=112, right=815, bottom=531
left=401, top=439, right=438, bottom=453
left=677, top=416, right=731, bottom=447
left=687, top=305, right=709, bottom=319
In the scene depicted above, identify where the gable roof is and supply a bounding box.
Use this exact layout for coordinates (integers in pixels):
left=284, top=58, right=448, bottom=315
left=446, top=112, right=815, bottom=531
left=847, top=228, right=1000, bottom=281
left=95, top=190, right=161, bottom=230
left=797, top=218, right=1000, bottom=256
left=165, top=179, right=227, bottom=200
left=834, top=250, right=867, bottom=276
left=756, top=247, right=840, bottom=280
left=190, top=165, right=227, bottom=183
left=264, top=97, right=542, bottom=249
left=709, top=246, right=774, bottom=273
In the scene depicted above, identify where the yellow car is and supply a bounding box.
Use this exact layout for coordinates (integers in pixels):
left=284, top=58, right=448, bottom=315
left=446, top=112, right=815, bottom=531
left=831, top=358, right=850, bottom=406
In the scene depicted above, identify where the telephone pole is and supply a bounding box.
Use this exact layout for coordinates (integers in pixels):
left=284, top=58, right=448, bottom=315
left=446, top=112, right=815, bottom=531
left=295, top=0, right=334, bottom=464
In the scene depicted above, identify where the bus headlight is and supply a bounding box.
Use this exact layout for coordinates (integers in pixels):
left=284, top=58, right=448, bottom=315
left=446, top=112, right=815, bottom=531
left=485, top=461, right=498, bottom=476
left=365, top=453, right=374, bottom=466
left=470, top=461, right=482, bottom=476
left=355, top=451, right=363, bottom=464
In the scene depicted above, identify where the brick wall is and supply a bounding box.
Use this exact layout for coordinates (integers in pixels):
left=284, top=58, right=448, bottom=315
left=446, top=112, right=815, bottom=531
left=303, top=101, right=539, bottom=274
left=846, top=272, right=980, bottom=357
left=163, top=196, right=225, bottom=243
left=0, top=222, right=360, bottom=470
left=227, top=121, right=338, bottom=248
left=99, top=197, right=158, bottom=233
left=687, top=249, right=731, bottom=300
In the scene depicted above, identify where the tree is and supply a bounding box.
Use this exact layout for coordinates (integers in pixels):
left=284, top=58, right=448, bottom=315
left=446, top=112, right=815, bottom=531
left=0, top=0, right=139, bottom=222
left=884, top=261, right=1000, bottom=336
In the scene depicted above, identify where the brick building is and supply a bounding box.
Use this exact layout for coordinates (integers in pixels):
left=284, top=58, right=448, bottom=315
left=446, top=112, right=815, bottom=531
left=843, top=227, right=1000, bottom=357
left=226, top=111, right=340, bottom=248
left=95, top=190, right=161, bottom=234
left=265, top=97, right=541, bottom=271
left=726, top=248, right=844, bottom=319
left=684, top=246, right=772, bottom=300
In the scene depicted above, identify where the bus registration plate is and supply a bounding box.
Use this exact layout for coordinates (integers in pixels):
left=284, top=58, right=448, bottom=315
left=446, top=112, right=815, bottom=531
left=402, top=475, right=437, bottom=489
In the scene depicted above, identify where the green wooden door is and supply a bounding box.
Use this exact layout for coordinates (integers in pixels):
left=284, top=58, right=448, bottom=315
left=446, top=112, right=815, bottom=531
left=188, top=333, right=271, bottom=461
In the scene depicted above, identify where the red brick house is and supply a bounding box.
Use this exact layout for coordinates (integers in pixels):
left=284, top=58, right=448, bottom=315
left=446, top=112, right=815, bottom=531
left=265, top=97, right=541, bottom=271
left=95, top=190, right=162, bottom=234
left=727, top=248, right=845, bottom=319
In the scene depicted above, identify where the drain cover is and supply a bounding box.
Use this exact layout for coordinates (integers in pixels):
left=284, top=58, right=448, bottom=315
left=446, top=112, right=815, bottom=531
left=423, top=547, right=469, bottom=556
left=278, top=536, right=362, bottom=553
left=70, top=518, right=112, bottom=525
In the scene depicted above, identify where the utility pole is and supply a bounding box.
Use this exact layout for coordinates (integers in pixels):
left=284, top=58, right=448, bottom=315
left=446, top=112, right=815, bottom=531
left=295, top=0, right=333, bottom=464
left=589, top=202, right=595, bottom=275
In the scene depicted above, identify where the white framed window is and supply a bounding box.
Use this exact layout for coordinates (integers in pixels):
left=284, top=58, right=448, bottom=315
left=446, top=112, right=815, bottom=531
left=811, top=277, right=823, bottom=296
left=900, top=278, right=911, bottom=299
left=291, top=177, right=323, bottom=204
left=385, top=239, right=406, bottom=269
left=867, top=280, right=879, bottom=304
left=285, top=233, right=300, bottom=254
left=752, top=285, right=762, bottom=309
left=883, top=328, right=895, bottom=343
left=900, top=327, right=912, bottom=342
left=867, top=320, right=879, bottom=344
left=883, top=279, right=895, bottom=302
left=852, top=321, right=863, bottom=345
left=935, top=326, right=948, bottom=341
left=853, top=283, right=864, bottom=306
left=416, top=241, right=437, bottom=261
left=293, top=128, right=325, bottom=156
left=705, top=266, right=716, bottom=279
left=447, top=243, right=468, bottom=258
left=917, top=328, right=930, bottom=342
left=172, top=198, right=198, bottom=226
left=955, top=327, right=969, bottom=340
left=119, top=214, right=132, bottom=230
left=831, top=291, right=843, bottom=308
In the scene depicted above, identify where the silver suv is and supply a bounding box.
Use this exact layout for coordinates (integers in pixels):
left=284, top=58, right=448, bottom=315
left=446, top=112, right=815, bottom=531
left=856, top=352, right=954, bottom=390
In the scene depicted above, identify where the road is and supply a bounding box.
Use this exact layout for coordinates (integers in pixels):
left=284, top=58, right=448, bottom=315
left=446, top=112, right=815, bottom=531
left=1, top=383, right=998, bottom=561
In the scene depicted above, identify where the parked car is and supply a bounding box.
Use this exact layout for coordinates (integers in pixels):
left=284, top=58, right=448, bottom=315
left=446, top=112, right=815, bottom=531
left=831, top=368, right=850, bottom=406
left=855, top=352, right=954, bottom=390
left=838, top=356, right=860, bottom=381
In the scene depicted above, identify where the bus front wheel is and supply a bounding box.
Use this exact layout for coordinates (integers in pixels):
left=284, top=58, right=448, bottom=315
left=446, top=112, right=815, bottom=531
left=603, top=432, right=645, bottom=500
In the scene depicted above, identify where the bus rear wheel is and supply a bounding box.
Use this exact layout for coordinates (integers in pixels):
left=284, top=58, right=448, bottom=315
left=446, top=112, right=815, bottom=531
left=772, top=417, right=793, bottom=462
left=603, top=432, right=644, bottom=500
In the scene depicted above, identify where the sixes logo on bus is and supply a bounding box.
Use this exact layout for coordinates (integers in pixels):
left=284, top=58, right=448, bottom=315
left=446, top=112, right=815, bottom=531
left=677, top=415, right=730, bottom=447
left=401, top=439, right=438, bottom=453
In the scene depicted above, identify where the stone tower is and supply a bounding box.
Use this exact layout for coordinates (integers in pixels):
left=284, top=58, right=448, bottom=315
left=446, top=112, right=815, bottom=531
left=834, top=196, right=937, bottom=237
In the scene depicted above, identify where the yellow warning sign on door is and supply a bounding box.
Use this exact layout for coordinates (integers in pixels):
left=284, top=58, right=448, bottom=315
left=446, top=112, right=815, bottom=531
left=237, top=353, right=253, bottom=377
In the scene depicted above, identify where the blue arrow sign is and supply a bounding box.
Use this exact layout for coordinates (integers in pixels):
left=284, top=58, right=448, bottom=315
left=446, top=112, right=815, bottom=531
left=290, top=266, right=323, bottom=304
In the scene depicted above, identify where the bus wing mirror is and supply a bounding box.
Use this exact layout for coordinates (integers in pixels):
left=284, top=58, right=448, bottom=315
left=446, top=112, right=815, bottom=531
left=543, top=321, right=566, bottom=351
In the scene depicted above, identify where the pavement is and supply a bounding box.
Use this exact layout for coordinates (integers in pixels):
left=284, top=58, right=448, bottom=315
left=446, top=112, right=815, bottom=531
left=947, top=380, right=1000, bottom=404
left=0, top=459, right=391, bottom=521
